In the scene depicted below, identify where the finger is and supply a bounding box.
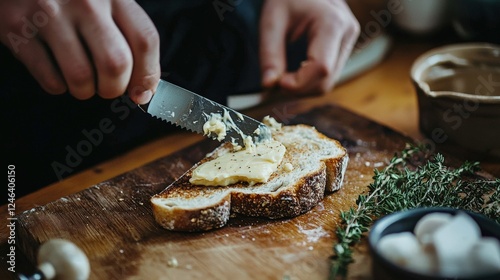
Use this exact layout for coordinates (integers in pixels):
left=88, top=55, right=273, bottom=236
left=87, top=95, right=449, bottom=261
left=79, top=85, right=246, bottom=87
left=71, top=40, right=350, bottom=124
left=40, top=19, right=96, bottom=100
left=78, top=6, right=133, bottom=100
left=333, top=25, right=360, bottom=83
left=281, top=10, right=356, bottom=95
left=278, top=28, right=340, bottom=95
left=308, top=4, right=359, bottom=87
left=305, top=21, right=341, bottom=90
left=259, top=1, right=288, bottom=89
left=279, top=60, right=329, bottom=95
left=112, top=0, right=160, bottom=104
left=5, top=37, right=66, bottom=94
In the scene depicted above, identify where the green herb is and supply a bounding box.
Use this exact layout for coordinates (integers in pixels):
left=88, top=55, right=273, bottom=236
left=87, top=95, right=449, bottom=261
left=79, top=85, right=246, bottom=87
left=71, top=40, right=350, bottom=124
left=329, top=144, right=500, bottom=280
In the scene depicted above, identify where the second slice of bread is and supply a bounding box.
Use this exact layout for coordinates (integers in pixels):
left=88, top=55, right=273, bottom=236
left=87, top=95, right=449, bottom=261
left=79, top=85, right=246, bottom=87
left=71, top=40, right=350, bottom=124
left=151, top=124, right=348, bottom=232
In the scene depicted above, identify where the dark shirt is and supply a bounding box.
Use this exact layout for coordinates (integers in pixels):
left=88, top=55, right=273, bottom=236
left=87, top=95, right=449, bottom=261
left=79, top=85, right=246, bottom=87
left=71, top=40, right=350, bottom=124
left=1, top=0, right=265, bottom=197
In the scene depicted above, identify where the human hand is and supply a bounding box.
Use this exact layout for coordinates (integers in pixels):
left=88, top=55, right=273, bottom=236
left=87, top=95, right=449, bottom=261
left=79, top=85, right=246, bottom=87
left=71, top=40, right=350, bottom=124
left=0, top=0, right=160, bottom=104
left=260, top=0, right=359, bottom=95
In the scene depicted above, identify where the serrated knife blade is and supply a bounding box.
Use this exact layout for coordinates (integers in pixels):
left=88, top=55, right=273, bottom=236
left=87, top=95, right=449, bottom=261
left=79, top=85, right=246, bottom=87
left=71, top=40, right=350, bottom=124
left=146, top=80, right=271, bottom=145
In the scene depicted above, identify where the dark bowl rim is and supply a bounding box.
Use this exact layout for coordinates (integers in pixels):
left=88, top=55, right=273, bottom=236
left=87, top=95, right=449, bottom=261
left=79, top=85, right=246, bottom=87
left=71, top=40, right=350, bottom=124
left=368, top=207, right=500, bottom=280
left=410, top=43, right=500, bottom=103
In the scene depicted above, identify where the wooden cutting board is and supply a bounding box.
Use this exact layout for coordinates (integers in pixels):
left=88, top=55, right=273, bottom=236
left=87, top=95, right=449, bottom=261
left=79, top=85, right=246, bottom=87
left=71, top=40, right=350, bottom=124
left=15, top=105, right=410, bottom=280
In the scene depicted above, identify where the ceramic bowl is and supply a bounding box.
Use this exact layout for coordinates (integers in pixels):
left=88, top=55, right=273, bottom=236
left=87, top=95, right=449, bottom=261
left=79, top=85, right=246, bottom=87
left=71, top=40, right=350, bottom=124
left=411, top=43, right=500, bottom=159
left=369, top=207, right=500, bottom=280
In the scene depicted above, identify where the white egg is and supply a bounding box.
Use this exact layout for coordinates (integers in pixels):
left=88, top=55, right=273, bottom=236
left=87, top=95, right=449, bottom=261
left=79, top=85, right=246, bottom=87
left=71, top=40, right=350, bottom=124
left=468, top=237, right=500, bottom=276
left=414, top=212, right=452, bottom=246
left=377, top=232, right=421, bottom=267
left=431, top=212, right=481, bottom=277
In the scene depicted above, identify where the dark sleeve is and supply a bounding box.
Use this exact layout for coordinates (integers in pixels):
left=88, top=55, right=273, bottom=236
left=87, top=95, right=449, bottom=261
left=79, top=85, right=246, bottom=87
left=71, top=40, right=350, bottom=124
left=1, top=0, right=265, bottom=196
left=138, top=0, right=265, bottom=104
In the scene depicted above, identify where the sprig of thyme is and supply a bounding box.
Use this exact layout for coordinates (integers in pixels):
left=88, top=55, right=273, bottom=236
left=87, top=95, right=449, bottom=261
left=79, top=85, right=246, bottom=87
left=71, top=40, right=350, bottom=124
left=329, top=144, right=500, bottom=279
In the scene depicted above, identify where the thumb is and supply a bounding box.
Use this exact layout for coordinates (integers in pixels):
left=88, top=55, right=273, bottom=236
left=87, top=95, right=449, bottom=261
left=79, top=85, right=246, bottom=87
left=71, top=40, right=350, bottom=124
left=259, top=1, right=288, bottom=88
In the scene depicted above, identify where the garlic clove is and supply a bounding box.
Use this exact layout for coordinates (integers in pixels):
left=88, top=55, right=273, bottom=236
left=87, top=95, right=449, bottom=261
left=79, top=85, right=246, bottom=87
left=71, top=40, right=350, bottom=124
left=468, top=237, right=500, bottom=276
left=377, top=232, right=421, bottom=267
left=37, top=239, right=90, bottom=280
left=432, top=212, right=481, bottom=277
left=414, top=212, right=452, bottom=247
left=404, top=246, right=438, bottom=274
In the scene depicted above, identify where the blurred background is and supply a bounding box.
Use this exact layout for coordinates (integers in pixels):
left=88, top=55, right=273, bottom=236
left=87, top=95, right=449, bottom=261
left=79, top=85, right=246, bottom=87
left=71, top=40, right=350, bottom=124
left=348, top=0, right=499, bottom=44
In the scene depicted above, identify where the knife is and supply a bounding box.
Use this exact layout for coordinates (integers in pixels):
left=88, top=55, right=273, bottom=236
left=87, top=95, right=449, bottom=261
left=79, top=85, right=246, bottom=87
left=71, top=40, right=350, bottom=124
left=144, top=80, right=271, bottom=146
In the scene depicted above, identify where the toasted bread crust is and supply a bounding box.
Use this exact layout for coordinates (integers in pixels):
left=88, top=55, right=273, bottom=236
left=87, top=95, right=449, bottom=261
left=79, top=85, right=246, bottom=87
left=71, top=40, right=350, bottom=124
left=230, top=167, right=326, bottom=219
left=152, top=194, right=231, bottom=232
left=151, top=125, right=348, bottom=232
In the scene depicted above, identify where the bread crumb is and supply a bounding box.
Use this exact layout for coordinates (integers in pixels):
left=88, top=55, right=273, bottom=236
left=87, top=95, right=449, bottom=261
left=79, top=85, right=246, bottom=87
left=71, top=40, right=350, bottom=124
left=298, top=225, right=329, bottom=243
left=283, top=163, right=294, bottom=172
left=168, top=257, right=178, bottom=267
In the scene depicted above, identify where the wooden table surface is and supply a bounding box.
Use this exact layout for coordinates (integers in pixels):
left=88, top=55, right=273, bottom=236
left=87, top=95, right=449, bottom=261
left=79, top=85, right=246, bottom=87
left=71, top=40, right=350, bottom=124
left=2, top=36, right=499, bottom=278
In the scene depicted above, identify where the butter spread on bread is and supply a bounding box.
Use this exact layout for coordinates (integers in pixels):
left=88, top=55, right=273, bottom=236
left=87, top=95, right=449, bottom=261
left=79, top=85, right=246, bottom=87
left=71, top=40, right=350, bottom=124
left=151, top=124, right=348, bottom=231
left=195, top=115, right=286, bottom=186
left=190, top=139, right=286, bottom=186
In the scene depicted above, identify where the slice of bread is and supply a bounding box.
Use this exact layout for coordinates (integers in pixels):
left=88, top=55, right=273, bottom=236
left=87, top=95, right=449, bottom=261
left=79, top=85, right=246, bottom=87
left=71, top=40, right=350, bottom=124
left=151, top=124, right=349, bottom=232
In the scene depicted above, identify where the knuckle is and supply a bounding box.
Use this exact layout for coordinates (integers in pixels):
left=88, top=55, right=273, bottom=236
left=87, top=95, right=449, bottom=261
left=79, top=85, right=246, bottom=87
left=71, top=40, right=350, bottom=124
left=322, top=5, right=359, bottom=33
left=348, top=17, right=361, bottom=36
left=77, top=0, right=99, bottom=15
left=102, top=50, right=131, bottom=77
left=36, top=0, right=62, bottom=19
left=315, top=62, right=331, bottom=78
left=134, top=25, right=159, bottom=52
left=3, top=14, right=23, bottom=34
